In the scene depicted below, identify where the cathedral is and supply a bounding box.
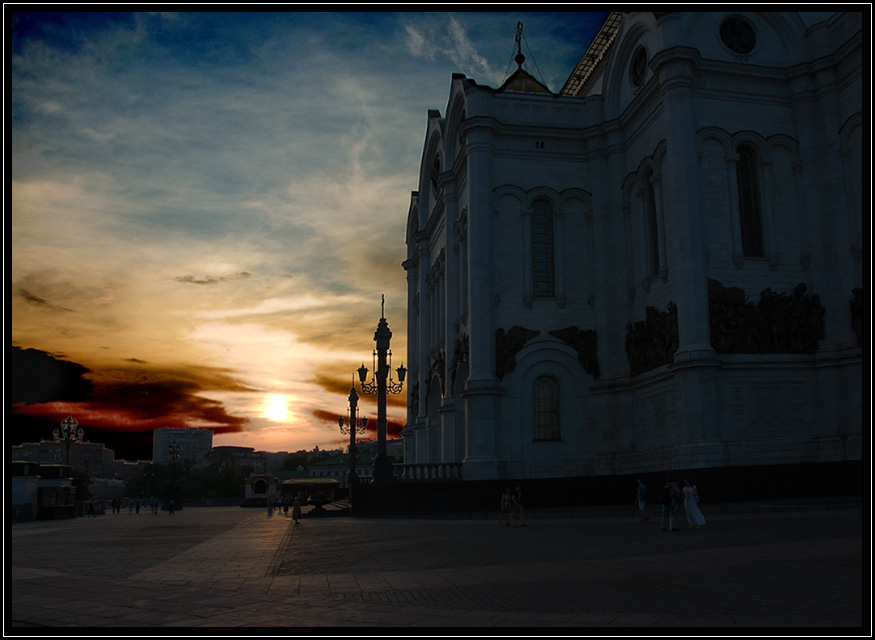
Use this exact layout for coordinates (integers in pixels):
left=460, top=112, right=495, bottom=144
left=402, top=12, right=863, bottom=482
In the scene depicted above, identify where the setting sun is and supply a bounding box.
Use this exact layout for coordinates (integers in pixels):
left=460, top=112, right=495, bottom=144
left=262, top=394, right=290, bottom=423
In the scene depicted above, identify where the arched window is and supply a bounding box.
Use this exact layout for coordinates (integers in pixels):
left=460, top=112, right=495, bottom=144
left=430, top=154, right=441, bottom=194
left=645, top=169, right=661, bottom=277
left=736, top=144, right=765, bottom=257
left=532, top=376, right=561, bottom=441
left=531, top=199, right=555, bottom=297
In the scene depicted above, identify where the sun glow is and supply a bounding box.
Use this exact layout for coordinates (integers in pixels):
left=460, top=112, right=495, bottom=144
left=262, top=394, right=290, bottom=423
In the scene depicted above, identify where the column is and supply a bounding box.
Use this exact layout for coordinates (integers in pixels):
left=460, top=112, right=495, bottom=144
left=460, top=116, right=504, bottom=480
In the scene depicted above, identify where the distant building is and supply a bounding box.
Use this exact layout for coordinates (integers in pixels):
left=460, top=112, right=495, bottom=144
left=207, top=445, right=266, bottom=473
left=404, top=11, right=862, bottom=481
left=11, top=440, right=115, bottom=477
left=152, top=427, right=213, bottom=466
left=308, top=451, right=374, bottom=488
left=260, top=451, right=289, bottom=473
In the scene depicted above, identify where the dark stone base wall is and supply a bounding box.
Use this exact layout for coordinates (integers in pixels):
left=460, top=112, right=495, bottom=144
left=350, top=460, right=862, bottom=517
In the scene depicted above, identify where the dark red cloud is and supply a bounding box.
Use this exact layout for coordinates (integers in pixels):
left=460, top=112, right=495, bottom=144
left=312, top=408, right=404, bottom=440
left=311, top=370, right=407, bottom=410
left=7, top=346, right=250, bottom=461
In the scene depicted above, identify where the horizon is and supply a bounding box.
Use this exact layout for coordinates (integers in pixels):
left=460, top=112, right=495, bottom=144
left=9, top=11, right=610, bottom=461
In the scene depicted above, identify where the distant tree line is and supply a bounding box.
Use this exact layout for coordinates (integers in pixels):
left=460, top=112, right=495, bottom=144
left=124, top=448, right=333, bottom=500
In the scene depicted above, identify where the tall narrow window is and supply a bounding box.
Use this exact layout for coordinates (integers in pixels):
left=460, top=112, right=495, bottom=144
left=736, top=145, right=765, bottom=257
left=533, top=376, right=561, bottom=441
left=531, top=199, right=555, bottom=297
left=645, top=169, right=660, bottom=277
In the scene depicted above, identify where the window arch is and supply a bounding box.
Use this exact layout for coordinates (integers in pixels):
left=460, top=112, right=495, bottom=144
left=644, top=168, right=661, bottom=277
left=531, top=199, right=555, bottom=298
left=532, top=375, right=561, bottom=441
left=735, top=144, right=765, bottom=257
left=430, top=154, right=441, bottom=194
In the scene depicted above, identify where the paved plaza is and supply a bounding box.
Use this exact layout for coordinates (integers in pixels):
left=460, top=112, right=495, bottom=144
left=8, top=499, right=864, bottom=629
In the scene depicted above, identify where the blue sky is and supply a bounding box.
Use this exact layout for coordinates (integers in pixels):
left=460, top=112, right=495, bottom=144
left=9, top=10, right=609, bottom=458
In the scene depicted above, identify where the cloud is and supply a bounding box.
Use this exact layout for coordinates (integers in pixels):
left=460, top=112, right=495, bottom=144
left=7, top=346, right=94, bottom=405
left=404, top=24, right=438, bottom=60
left=19, top=289, right=74, bottom=312
left=175, top=272, right=252, bottom=285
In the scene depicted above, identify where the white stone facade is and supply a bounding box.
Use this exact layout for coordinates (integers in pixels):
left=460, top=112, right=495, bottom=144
left=402, top=12, right=863, bottom=481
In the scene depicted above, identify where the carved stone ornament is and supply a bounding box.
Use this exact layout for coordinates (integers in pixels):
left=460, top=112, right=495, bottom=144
left=495, top=326, right=540, bottom=379
left=707, top=279, right=825, bottom=354
left=625, top=302, right=679, bottom=376
left=449, top=333, right=469, bottom=391
left=550, top=326, right=600, bottom=379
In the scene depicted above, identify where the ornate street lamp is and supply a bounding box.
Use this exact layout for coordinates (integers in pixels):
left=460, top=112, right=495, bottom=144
left=53, top=416, right=83, bottom=467
left=357, top=296, right=406, bottom=482
left=338, top=379, right=368, bottom=490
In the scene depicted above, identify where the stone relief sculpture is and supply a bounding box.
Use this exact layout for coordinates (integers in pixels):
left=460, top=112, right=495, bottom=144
left=707, top=279, right=825, bottom=354
left=410, top=382, right=419, bottom=419
left=495, top=326, right=540, bottom=379
left=625, top=302, right=678, bottom=376
left=449, top=333, right=469, bottom=392
left=429, top=350, right=446, bottom=396
left=549, top=326, right=600, bottom=378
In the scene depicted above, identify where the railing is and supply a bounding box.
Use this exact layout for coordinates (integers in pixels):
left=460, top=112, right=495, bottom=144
left=393, top=463, right=463, bottom=482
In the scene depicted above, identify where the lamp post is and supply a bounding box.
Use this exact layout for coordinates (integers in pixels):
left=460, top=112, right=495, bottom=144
left=167, top=441, right=181, bottom=511
left=338, top=381, right=368, bottom=490
left=53, top=416, right=83, bottom=467
left=357, top=296, right=406, bottom=482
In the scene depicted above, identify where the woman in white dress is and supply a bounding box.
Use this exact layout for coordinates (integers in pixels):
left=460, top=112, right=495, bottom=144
left=682, top=479, right=706, bottom=528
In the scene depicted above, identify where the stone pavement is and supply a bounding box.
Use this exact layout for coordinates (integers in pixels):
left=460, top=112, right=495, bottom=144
left=8, top=500, right=864, bottom=629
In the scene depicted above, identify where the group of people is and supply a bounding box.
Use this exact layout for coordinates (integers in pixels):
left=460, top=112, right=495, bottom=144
left=498, top=485, right=526, bottom=527
left=637, top=477, right=706, bottom=530
left=107, top=497, right=163, bottom=515
left=267, top=493, right=303, bottom=524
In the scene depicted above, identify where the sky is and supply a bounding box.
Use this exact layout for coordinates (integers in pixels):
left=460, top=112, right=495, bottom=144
left=8, top=10, right=610, bottom=461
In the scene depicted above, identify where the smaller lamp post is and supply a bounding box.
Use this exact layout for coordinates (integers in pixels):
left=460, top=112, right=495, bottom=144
left=166, top=441, right=182, bottom=511
left=53, top=416, right=83, bottom=467
left=338, top=380, right=368, bottom=490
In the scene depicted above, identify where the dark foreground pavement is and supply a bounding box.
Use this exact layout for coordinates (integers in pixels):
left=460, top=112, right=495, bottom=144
left=8, top=500, right=865, bottom=630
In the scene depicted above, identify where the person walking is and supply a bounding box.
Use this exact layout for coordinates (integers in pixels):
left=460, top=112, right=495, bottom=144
left=636, top=479, right=649, bottom=523
left=682, top=478, right=706, bottom=528
left=499, top=487, right=514, bottom=528
left=292, top=494, right=302, bottom=525
left=512, top=485, right=526, bottom=526
left=660, top=478, right=679, bottom=531
left=168, top=499, right=175, bottom=515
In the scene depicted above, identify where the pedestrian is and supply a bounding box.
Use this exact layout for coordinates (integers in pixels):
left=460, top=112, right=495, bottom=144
left=498, top=487, right=514, bottom=527
left=660, top=478, right=680, bottom=531
left=151, top=497, right=158, bottom=515
left=88, top=500, right=95, bottom=518
left=682, top=478, right=706, bottom=528
left=292, top=494, right=302, bottom=525
left=168, top=499, right=175, bottom=515
left=512, top=485, right=526, bottom=526
left=267, top=495, right=274, bottom=517
left=283, top=495, right=289, bottom=515
left=637, top=479, right=649, bottom=523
